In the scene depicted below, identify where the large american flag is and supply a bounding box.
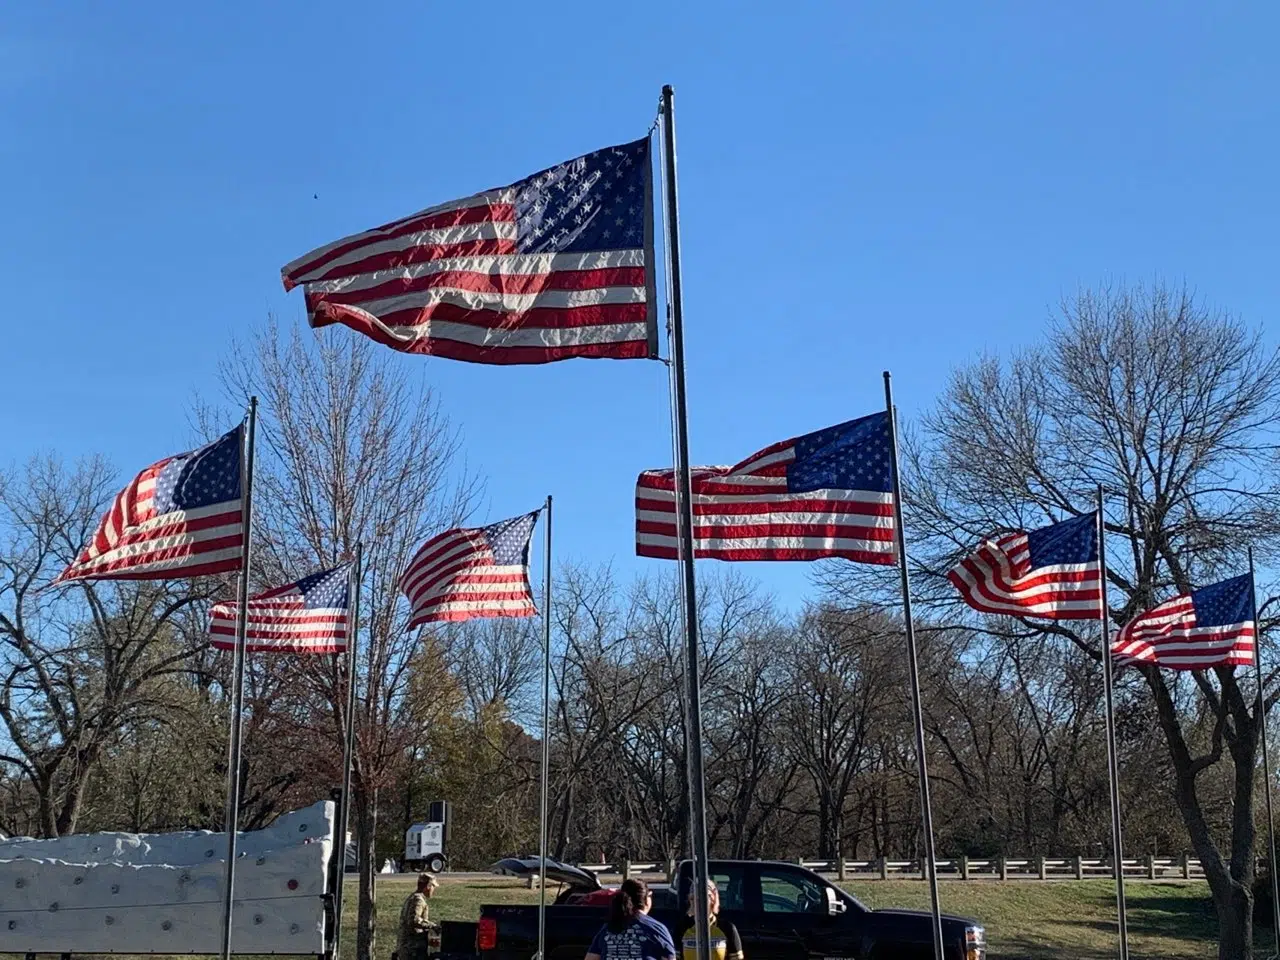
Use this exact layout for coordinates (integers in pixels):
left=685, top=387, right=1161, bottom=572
left=401, top=511, right=540, bottom=628
left=209, top=565, right=351, bottom=654
left=1112, top=574, right=1256, bottom=670
left=635, top=413, right=896, bottom=564
left=280, top=137, right=656, bottom=365
left=54, top=427, right=244, bottom=584
left=947, top=513, right=1102, bottom=619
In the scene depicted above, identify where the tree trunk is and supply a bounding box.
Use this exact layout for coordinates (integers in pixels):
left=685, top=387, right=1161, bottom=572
left=1215, top=881, right=1254, bottom=960
left=36, top=774, right=58, bottom=839
left=55, top=751, right=96, bottom=837
left=355, top=783, right=379, bottom=960
left=1148, top=667, right=1256, bottom=959
left=817, top=790, right=838, bottom=861
left=554, top=783, right=574, bottom=861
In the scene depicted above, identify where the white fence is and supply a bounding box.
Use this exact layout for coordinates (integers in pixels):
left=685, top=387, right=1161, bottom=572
left=575, top=854, right=1222, bottom=882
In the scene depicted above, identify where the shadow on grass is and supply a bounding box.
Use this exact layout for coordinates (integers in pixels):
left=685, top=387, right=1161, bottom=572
left=985, top=886, right=1220, bottom=960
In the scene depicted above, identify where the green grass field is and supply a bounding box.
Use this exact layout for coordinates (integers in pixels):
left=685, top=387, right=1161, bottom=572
left=361, top=876, right=1256, bottom=960
left=0, top=875, right=1264, bottom=960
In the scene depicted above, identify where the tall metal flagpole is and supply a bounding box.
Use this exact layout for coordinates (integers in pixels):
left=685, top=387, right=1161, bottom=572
left=882, top=372, right=944, bottom=960
left=1250, top=548, right=1280, bottom=958
left=1095, top=487, right=1130, bottom=960
left=221, top=396, right=258, bottom=960
left=331, top=543, right=362, bottom=960
left=538, top=496, right=553, bottom=960
left=660, top=83, right=712, bottom=960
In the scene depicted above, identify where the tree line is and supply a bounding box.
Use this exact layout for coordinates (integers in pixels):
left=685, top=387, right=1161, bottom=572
left=2, top=283, right=1276, bottom=958
left=0, top=556, right=1203, bottom=866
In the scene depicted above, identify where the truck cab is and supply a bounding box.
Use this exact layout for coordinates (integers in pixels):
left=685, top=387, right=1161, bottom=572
left=680, top=860, right=858, bottom=960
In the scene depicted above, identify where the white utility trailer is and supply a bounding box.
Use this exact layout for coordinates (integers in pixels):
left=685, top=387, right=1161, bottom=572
left=403, top=800, right=450, bottom=873
left=403, top=821, right=447, bottom=873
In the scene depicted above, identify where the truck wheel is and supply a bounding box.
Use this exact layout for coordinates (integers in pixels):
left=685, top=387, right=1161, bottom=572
left=427, top=854, right=445, bottom=873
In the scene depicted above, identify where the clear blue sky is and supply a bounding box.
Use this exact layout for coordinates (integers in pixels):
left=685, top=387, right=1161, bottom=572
left=3, top=3, right=1277, bottom=609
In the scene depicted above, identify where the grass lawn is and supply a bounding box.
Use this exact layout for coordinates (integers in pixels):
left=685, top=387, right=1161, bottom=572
left=1, top=875, right=1268, bottom=959
left=367, top=876, right=1257, bottom=960
left=840, top=879, right=1233, bottom=959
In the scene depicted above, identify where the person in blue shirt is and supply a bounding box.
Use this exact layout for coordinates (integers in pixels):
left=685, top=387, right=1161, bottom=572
left=585, top=879, right=677, bottom=960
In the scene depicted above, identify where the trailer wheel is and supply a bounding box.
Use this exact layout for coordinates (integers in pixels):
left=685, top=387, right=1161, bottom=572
left=427, top=854, right=445, bottom=874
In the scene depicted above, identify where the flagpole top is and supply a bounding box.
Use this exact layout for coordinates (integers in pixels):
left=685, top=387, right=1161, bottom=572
left=662, top=84, right=674, bottom=97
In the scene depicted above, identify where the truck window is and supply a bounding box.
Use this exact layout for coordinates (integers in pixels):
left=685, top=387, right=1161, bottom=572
left=757, top=867, right=827, bottom=915
left=682, top=864, right=748, bottom=913
left=710, top=867, right=745, bottom=912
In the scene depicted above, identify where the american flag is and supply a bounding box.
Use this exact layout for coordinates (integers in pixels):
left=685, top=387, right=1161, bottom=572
left=280, top=137, right=656, bottom=365
left=1112, top=574, right=1256, bottom=670
left=401, top=511, right=540, bottom=628
left=635, top=413, right=896, bottom=564
left=54, top=427, right=244, bottom=584
left=947, top=513, right=1102, bottom=620
left=209, top=565, right=351, bottom=654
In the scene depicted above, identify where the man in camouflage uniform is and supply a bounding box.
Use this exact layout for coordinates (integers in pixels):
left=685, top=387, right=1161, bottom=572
left=396, top=873, right=439, bottom=960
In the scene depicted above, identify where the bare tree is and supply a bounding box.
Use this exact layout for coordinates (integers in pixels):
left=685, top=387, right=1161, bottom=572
left=706, top=620, right=798, bottom=858
left=881, top=283, right=1280, bottom=958
left=610, top=572, right=766, bottom=860
left=442, top=617, right=540, bottom=724
left=782, top=606, right=908, bottom=861
left=546, top=563, right=657, bottom=861
left=0, top=455, right=215, bottom=837
left=216, top=322, right=480, bottom=960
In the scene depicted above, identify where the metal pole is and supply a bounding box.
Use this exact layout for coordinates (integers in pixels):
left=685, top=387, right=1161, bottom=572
left=538, top=496, right=553, bottom=960
left=660, top=82, right=711, bottom=960
left=1250, top=548, right=1280, bottom=957
left=1095, top=487, right=1130, bottom=960
left=220, top=396, right=258, bottom=960
left=332, top=544, right=362, bottom=960
left=882, top=372, right=944, bottom=960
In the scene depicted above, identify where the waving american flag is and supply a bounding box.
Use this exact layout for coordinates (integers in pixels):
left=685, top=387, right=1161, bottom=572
left=54, top=427, right=244, bottom=583
left=635, top=413, right=896, bottom=564
left=401, top=511, right=540, bottom=627
left=947, top=513, right=1103, bottom=620
left=210, top=565, right=351, bottom=654
left=281, top=138, right=656, bottom=365
left=1112, top=575, right=1255, bottom=670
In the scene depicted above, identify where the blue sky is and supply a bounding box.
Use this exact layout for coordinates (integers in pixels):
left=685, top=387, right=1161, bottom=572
left=3, top=3, right=1277, bottom=610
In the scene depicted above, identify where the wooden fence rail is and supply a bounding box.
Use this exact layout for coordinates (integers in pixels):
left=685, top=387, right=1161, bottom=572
left=572, top=853, right=1239, bottom=883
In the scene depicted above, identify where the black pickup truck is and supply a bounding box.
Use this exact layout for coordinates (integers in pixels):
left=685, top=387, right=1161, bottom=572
left=439, top=857, right=985, bottom=960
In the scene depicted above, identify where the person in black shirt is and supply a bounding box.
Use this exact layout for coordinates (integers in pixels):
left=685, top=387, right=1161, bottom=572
left=677, top=880, right=743, bottom=960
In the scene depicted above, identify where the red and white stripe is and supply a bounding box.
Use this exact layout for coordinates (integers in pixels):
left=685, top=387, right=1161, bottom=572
left=635, top=440, right=896, bottom=564
left=1112, top=596, right=1255, bottom=670
left=947, top=532, right=1102, bottom=620
left=54, top=462, right=242, bottom=583
left=281, top=191, right=652, bottom=365
left=209, top=595, right=348, bottom=655
left=400, top=526, right=536, bottom=628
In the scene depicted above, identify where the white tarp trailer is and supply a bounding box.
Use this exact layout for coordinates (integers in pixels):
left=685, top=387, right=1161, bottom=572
left=0, top=802, right=335, bottom=954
